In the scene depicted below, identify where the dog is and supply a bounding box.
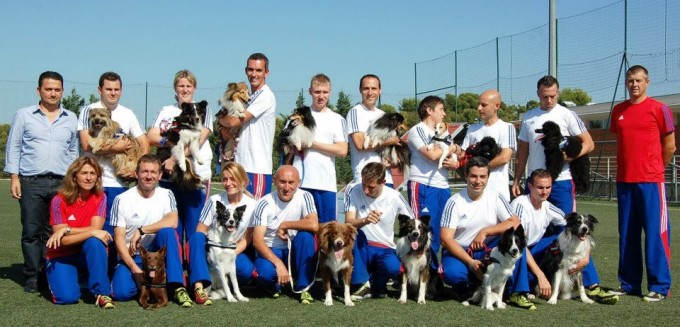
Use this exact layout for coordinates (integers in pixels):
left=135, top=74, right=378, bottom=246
left=157, top=100, right=208, bottom=190
left=459, top=136, right=501, bottom=169
left=364, top=113, right=411, bottom=180
left=87, top=107, right=144, bottom=182
left=277, top=106, right=316, bottom=165
left=540, top=213, right=598, bottom=304
left=216, top=82, right=250, bottom=162
left=535, top=120, right=591, bottom=193
left=206, top=201, right=249, bottom=302
left=427, top=121, right=453, bottom=169
left=396, top=215, right=432, bottom=304
left=462, top=225, right=526, bottom=310
left=317, top=222, right=357, bottom=306
left=139, top=246, right=168, bottom=309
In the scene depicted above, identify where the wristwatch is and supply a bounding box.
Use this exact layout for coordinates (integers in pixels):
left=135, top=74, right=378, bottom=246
left=65, top=226, right=72, bottom=235
left=138, top=227, right=145, bottom=236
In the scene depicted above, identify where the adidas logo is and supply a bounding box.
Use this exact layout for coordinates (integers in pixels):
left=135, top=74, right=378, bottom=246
left=460, top=214, right=468, bottom=220
left=67, top=215, right=76, bottom=221
left=618, top=115, right=624, bottom=120
left=360, top=205, right=367, bottom=210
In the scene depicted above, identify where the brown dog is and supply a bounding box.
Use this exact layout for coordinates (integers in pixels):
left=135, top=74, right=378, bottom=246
left=317, top=222, right=357, bottom=306
left=139, top=246, right=168, bottom=309
left=87, top=107, right=143, bottom=182
left=216, top=82, right=250, bottom=163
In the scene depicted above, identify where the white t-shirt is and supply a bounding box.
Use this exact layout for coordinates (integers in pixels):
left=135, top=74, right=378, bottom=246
left=235, top=85, right=276, bottom=175
left=199, top=193, right=257, bottom=244
left=517, top=104, right=587, bottom=181
left=511, top=194, right=565, bottom=246
left=344, top=183, right=414, bottom=249
left=461, top=120, right=516, bottom=201
left=406, top=121, right=449, bottom=188
left=440, top=188, right=513, bottom=249
left=152, top=103, right=214, bottom=181
left=250, top=190, right=316, bottom=249
left=293, top=108, right=347, bottom=192
left=78, top=102, right=145, bottom=188
left=110, top=186, right=177, bottom=252
left=346, top=103, right=393, bottom=184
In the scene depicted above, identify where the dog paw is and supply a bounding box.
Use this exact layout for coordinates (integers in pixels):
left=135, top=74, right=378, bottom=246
left=324, top=299, right=334, bottom=306
left=483, top=305, right=495, bottom=311
left=582, top=297, right=595, bottom=304
left=178, top=161, right=187, bottom=172
left=417, top=298, right=426, bottom=305
left=237, top=296, right=249, bottom=302
left=344, top=300, right=355, bottom=306
left=226, top=297, right=238, bottom=303
left=398, top=297, right=408, bottom=304
left=195, top=157, right=205, bottom=165
left=547, top=298, right=557, bottom=305
left=527, top=294, right=536, bottom=300
left=497, top=302, right=507, bottom=309
left=461, top=301, right=470, bottom=306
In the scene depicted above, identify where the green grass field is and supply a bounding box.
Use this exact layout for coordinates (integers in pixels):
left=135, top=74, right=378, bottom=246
left=0, top=180, right=678, bottom=326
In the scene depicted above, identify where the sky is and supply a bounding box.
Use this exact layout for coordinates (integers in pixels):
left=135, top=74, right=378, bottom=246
left=0, top=0, right=620, bottom=124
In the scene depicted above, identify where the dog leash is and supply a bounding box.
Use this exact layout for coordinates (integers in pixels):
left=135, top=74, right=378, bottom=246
left=206, top=239, right=238, bottom=249
left=286, top=236, right=319, bottom=294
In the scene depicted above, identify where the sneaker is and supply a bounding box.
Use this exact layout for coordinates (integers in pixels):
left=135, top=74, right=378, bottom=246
left=587, top=286, right=619, bottom=304
left=351, top=283, right=372, bottom=301
left=194, top=288, right=212, bottom=306
left=270, top=289, right=282, bottom=299
left=608, top=287, right=628, bottom=296
left=95, top=295, right=115, bottom=309
left=175, top=287, right=193, bottom=308
left=373, top=293, right=388, bottom=299
left=509, top=293, right=537, bottom=311
left=643, top=291, right=666, bottom=302
left=300, top=291, right=314, bottom=304
left=24, top=277, right=38, bottom=293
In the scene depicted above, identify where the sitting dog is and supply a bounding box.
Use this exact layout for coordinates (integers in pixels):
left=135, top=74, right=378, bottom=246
left=139, top=246, right=168, bottom=310
left=87, top=107, right=144, bottom=182
left=364, top=113, right=411, bottom=180
left=317, top=222, right=357, bottom=306
left=216, top=82, right=250, bottom=162
left=157, top=101, right=208, bottom=190
left=396, top=214, right=432, bottom=304
left=426, top=121, right=453, bottom=169
left=206, top=201, right=249, bottom=302
left=540, top=213, right=598, bottom=304
left=535, top=120, right=590, bottom=193
left=462, top=225, right=526, bottom=310
left=277, top=106, right=316, bottom=165
left=459, top=136, right=500, bottom=168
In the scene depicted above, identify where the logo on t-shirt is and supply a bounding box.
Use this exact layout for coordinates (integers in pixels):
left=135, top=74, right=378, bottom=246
left=460, top=214, right=468, bottom=220
left=360, top=205, right=366, bottom=210
left=67, top=215, right=76, bottom=221
left=618, top=115, right=624, bottom=120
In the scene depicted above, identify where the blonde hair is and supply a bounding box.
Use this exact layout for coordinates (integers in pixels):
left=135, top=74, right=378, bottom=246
left=174, top=69, right=197, bottom=88
left=58, top=156, right=104, bottom=204
left=310, top=73, right=331, bottom=88
left=221, top=162, right=250, bottom=194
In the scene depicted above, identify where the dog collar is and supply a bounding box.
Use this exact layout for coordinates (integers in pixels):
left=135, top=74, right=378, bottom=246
left=142, top=282, right=167, bottom=288
left=558, top=137, right=569, bottom=150
left=206, top=239, right=237, bottom=249
left=432, top=136, right=451, bottom=145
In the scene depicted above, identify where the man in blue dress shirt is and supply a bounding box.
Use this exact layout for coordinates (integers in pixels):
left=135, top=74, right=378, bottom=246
left=4, top=71, right=78, bottom=292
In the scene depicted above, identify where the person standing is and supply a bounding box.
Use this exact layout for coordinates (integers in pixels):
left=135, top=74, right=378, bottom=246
left=5, top=71, right=78, bottom=292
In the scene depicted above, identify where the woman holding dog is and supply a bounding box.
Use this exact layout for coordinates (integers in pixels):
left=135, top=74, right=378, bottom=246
left=147, top=70, right=214, bottom=265
left=45, top=156, right=114, bottom=308
left=188, top=162, right=257, bottom=305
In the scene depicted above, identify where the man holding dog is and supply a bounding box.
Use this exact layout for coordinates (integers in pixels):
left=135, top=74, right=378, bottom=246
left=292, top=74, right=348, bottom=223
left=251, top=165, right=318, bottom=304
left=512, top=169, right=618, bottom=304
left=5, top=71, right=78, bottom=293
left=462, top=89, right=516, bottom=202
left=609, top=65, right=675, bottom=302
left=219, top=53, right=276, bottom=199
left=109, top=154, right=193, bottom=307
left=345, top=162, right=415, bottom=300
left=512, top=76, right=594, bottom=214
left=440, top=157, right=534, bottom=310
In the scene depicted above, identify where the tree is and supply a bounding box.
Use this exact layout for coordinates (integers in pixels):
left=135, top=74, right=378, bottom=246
left=89, top=94, right=99, bottom=104
left=335, top=91, right=352, bottom=118
left=398, top=97, right=418, bottom=112
left=381, top=103, right=397, bottom=113
left=296, top=89, right=306, bottom=108
left=61, top=88, right=85, bottom=117
left=559, top=88, right=592, bottom=106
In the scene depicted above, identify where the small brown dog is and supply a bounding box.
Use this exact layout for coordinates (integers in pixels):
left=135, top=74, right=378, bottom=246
left=88, top=107, right=143, bottom=182
left=317, top=222, right=357, bottom=306
left=139, top=246, right=168, bottom=310
left=216, top=82, right=250, bottom=162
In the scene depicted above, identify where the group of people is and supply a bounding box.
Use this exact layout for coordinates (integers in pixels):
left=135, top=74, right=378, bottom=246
left=5, top=54, right=673, bottom=310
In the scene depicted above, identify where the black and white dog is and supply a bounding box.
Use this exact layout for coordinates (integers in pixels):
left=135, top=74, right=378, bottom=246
left=206, top=201, right=249, bottom=302
left=396, top=215, right=431, bottom=304
left=535, top=120, right=590, bottom=193
left=277, top=106, right=316, bottom=165
left=463, top=225, right=526, bottom=310
left=540, top=213, right=597, bottom=304
left=364, top=113, right=411, bottom=182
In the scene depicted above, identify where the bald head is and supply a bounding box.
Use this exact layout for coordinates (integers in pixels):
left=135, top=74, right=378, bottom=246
left=274, top=165, right=300, bottom=202
left=477, top=89, right=502, bottom=124
left=275, top=165, right=300, bottom=180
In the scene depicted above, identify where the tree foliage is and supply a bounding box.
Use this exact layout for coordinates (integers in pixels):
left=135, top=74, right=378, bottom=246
left=559, top=88, right=592, bottom=106
left=89, top=94, right=99, bottom=104
left=296, top=89, right=306, bottom=108
left=61, top=88, right=85, bottom=117
left=335, top=91, right=352, bottom=118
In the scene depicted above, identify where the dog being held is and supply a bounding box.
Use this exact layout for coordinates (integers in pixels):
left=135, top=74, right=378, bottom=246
left=216, top=82, right=250, bottom=162
left=426, top=121, right=454, bottom=169
left=277, top=106, right=316, bottom=165
left=206, top=201, right=249, bottom=302
left=364, top=113, right=411, bottom=180
left=317, top=222, right=357, bottom=306
left=157, top=100, right=208, bottom=190
left=139, top=246, right=168, bottom=310
left=535, top=120, right=591, bottom=193
left=458, top=136, right=501, bottom=169
left=87, top=107, right=144, bottom=182
left=396, top=214, right=432, bottom=304
left=540, top=213, right=597, bottom=304
left=462, top=225, right=526, bottom=310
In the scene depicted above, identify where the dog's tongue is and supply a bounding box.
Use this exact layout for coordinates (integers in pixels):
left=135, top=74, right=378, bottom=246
left=334, top=248, right=344, bottom=260
left=227, top=226, right=235, bottom=233
left=411, top=240, right=419, bottom=250
left=149, top=271, right=156, bottom=278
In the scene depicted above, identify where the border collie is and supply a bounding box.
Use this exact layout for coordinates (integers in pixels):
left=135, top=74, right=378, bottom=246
left=317, top=222, right=357, bottom=306
left=396, top=215, right=431, bottom=304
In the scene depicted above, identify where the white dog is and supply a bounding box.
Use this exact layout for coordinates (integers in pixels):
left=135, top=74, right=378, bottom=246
left=426, top=122, right=454, bottom=169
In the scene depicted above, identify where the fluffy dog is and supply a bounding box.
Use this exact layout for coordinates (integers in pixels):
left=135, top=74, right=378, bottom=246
left=277, top=106, right=316, bottom=165
left=459, top=136, right=501, bottom=169
left=139, top=246, right=168, bottom=309
left=540, top=213, right=598, bottom=304
left=158, top=101, right=207, bottom=190
left=427, top=121, right=453, bottom=169
left=87, top=107, right=144, bottom=182
left=216, top=82, right=250, bottom=162
left=317, top=222, right=357, bottom=306
left=535, top=120, right=590, bottom=193
left=206, top=201, right=249, bottom=302
left=364, top=113, right=411, bottom=180
left=462, top=225, right=526, bottom=310
left=396, top=215, right=432, bottom=304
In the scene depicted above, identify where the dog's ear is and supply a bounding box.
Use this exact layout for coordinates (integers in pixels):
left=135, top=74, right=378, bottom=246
left=398, top=214, right=411, bottom=225
left=515, top=223, right=525, bottom=237
left=502, top=226, right=515, bottom=238
left=345, top=223, right=357, bottom=242
left=158, top=246, right=167, bottom=258
left=139, top=245, right=148, bottom=256
left=216, top=201, right=227, bottom=214
left=234, top=205, right=247, bottom=218
left=317, top=222, right=329, bottom=239
left=587, top=214, right=599, bottom=226
left=419, top=215, right=431, bottom=228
